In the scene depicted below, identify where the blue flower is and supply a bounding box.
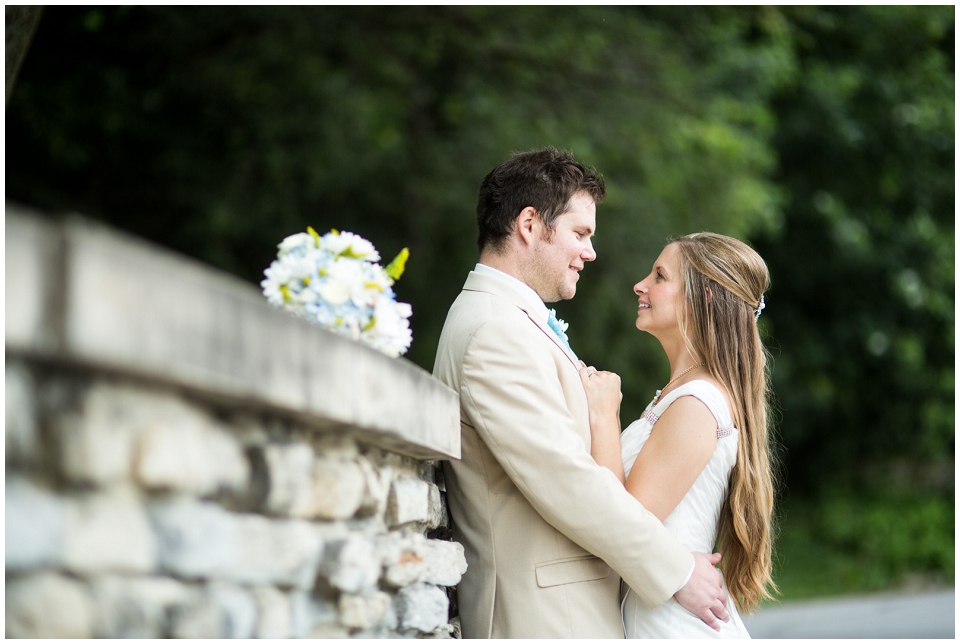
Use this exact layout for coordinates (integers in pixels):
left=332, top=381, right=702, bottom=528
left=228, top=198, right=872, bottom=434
left=546, top=309, right=570, bottom=348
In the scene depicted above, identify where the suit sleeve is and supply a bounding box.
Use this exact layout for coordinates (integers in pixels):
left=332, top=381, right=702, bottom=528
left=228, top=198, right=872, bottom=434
left=459, top=315, right=694, bottom=607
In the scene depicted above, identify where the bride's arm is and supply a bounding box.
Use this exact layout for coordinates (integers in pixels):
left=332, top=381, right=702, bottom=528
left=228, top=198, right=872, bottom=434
left=578, top=363, right=626, bottom=484
left=625, top=396, right=718, bottom=522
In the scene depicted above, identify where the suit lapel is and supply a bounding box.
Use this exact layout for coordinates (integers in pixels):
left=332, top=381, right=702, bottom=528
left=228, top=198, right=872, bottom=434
left=462, top=272, right=581, bottom=368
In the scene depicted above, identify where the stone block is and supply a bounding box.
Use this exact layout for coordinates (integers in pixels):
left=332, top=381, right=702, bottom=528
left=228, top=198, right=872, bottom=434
left=89, top=575, right=194, bottom=638
left=449, top=616, right=462, bottom=639
left=394, top=583, right=449, bottom=634
left=135, top=398, right=249, bottom=495
left=167, top=582, right=257, bottom=639
left=261, top=442, right=315, bottom=515
left=420, top=623, right=459, bottom=639
left=5, top=476, right=65, bottom=571
left=251, top=586, right=292, bottom=639
left=63, top=486, right=156, bottom=574
left=380, top=599, right=400, bottom=631
left=339, top=591, right=391, bottom=630
left=309, top=457, right=366, bottom=520
left=52, top=382, right=144, bottom=486
left=168, top=597, right=221, bottom=639
left=206, top=425, right=253, bottom=492
left=418, top=460, right=439, bottom=484
left=387, top=477, right=431, bottom=527
left=288, top=591, right=312, bottom=639
left=312, top=520, right=352, bottom=544
left=235, top=513, right=325, bottom=590
left=310, top=623, right=352, bottom=638
left=290, top=591, right=344, bottom=639
left=419, top=539, right=468, bottom=587
left=318, top=534, right=381, bottom=593
left=5, top=361, right=38, bottom=464
left=426, top=481, right=448, bottom=530
left=357, top=458, right=392, bottom=519
left=6, top=572, right=96, bottom=638
left=149, top=497, right=235, bottom=578
left=47, top=382, right=247, bottom=491
left=262, top=447, right=366, bottom=520
left=149, top=497, right=323, bottom=588
left=366, top=448, right=419, bottom=476
left=377, top=532, right=425, bottom=589
left=314, top=433, right=360, bottom=459
left=208, top=583, right=259, bottom=639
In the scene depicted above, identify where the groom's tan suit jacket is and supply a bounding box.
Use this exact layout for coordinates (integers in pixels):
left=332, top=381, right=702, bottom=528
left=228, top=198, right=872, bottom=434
left=433, top=271, right=693, bottom=639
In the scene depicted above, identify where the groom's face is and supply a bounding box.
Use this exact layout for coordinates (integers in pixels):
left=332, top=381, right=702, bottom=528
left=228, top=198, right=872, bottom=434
left=530, top=191, right=597, bottom=303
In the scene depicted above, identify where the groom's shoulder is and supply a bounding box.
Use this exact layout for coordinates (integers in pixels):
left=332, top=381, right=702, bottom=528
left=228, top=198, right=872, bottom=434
left=453, top=283, right=527, bottom=317
left=440, top=288, right=529, bottom=346
left=448, top=287, right=514, bottom=327
left=436, top=288, right=540, bottom=381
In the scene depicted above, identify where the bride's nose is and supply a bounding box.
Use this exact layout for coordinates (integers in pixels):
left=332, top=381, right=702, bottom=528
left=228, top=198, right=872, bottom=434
left=633, top=280, right=646, bottom=295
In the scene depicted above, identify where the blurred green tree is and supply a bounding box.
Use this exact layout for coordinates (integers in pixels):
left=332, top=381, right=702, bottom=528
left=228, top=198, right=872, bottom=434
left=6, top=6, right=789, bottom=399
left=752, top=6, right=954, bottom=491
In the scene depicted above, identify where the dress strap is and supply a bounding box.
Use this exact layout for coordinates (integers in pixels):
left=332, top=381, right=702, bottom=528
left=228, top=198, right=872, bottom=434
left=647, top=380, right=737, bottom=439
left=640, top=408, right=660, bottom=426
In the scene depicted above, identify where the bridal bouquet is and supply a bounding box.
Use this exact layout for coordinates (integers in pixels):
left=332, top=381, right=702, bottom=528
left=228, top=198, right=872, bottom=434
left=261, top=227, right=413, bottom=358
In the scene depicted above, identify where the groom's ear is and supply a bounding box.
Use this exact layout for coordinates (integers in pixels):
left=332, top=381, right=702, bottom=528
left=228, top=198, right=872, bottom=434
left=516, top=206, right=538, bottom=246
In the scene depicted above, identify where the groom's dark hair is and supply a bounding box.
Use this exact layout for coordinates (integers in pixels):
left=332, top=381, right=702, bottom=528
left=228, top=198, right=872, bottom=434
left=476, top=146, right=606, bottom=253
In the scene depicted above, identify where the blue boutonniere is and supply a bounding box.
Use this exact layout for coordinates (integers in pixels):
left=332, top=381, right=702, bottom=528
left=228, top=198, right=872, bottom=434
left=546, top=308, right=570, bottom=348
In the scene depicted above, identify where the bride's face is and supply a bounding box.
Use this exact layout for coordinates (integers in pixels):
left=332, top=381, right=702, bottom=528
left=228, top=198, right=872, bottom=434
left=633, top=243, right=683, bottom=337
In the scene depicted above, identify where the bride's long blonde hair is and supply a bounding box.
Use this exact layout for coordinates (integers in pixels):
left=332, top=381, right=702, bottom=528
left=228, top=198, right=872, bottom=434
left=671, top=232, right=778, bottom=613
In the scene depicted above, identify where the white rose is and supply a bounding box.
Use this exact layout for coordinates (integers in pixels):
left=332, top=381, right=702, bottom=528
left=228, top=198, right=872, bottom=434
left=278, top=232, right=316, bottom=255
left=321, top=231, right=380, bottom=261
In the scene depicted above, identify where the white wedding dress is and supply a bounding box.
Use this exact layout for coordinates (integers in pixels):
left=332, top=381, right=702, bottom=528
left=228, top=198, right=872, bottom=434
left=620, top=380, right=750, bottom=639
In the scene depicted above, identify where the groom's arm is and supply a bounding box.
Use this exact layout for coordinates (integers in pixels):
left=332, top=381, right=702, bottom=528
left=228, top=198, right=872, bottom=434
left=581, top=368, right=730, bottom=627
left=459, top=315, right=693, bottom=608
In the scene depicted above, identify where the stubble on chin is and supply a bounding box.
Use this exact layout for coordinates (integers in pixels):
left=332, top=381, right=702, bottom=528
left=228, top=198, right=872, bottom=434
left=528, top=269, right=564, bottom=303
left=541, top=278, right=576, bottom=303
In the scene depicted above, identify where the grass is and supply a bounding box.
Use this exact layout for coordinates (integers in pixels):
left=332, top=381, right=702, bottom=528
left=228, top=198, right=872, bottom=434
left=764, top=488, right=954, bottom=605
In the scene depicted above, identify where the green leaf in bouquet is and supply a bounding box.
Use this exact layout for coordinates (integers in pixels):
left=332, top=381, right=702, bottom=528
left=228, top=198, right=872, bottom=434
left=385, top=247, right=409, bottom=282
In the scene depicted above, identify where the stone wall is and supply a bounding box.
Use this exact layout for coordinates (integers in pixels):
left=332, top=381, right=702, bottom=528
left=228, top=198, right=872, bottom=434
left=5, top=204, right=464, bottom=638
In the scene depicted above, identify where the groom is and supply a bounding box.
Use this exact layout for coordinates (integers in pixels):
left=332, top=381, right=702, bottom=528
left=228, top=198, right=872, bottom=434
left=433, top=147, right=728, bottom=638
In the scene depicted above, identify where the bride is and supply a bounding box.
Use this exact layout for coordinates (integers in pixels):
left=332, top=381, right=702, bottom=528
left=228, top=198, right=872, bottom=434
left=580, top=232, right=778, bottom=638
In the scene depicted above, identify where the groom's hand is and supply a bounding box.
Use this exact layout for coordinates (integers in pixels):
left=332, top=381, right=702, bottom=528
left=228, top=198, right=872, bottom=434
left=674, top=552, right=729, bottom=631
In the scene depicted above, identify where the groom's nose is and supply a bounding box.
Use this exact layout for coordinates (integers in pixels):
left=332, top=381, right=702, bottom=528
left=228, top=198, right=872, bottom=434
left=582, top=239, right=597, bottom=262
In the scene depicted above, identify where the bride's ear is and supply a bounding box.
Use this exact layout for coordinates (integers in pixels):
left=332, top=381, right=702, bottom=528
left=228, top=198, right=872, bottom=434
left=705, top=286, right=713, bottom=303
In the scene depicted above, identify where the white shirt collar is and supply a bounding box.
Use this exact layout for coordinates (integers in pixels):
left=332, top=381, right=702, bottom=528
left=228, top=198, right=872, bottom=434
left=473, top=263, right=577, bottom=361
left=474, top=263, right=550, bottom=322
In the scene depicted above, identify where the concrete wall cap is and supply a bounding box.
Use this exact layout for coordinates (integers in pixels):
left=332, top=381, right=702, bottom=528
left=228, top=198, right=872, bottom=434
left=5, top=205, right=459, bottom=460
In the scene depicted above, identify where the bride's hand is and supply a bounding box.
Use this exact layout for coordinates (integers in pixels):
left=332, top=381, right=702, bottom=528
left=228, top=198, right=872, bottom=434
left=578, top=361, right=622, bottom=431
left=579, top=361, right=625, bottom=482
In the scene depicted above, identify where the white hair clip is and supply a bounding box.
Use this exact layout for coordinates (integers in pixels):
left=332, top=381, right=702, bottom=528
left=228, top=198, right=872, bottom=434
left=755, top=295, right=766, bottom=321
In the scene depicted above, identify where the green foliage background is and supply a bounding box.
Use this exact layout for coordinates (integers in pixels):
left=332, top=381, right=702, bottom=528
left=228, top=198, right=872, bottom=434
left=7, top=6, right=954, bottom=599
